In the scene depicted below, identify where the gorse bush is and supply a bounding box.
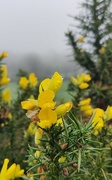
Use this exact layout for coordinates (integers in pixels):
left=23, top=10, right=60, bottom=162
left=0, top=0, right=112, bottom=179
left=0, top=52, right=39, bottom=173
left=66, top=0, right=112, bottom=109
left=1, top=52, right=112, bottom=179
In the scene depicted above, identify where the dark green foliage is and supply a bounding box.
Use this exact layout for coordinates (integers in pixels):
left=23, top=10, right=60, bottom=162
left=66, top=0, right=112, bottom=108
left=66, top=0, right=112, bottom=81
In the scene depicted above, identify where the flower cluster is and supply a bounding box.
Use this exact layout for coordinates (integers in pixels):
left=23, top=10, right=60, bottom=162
left=0, top=63, right=11, bottom=104
left=92, top=108, right=104, bottom=134
left=1, top=51, right=112, bottom=179
left=21, top=72, right=72, bottom=129
left=0, top=65, right=10, bottom=86
left=0, top=158, right=24, bottom=180
left=92, top=105, right=112, bottom=134
left=0, top=52, right=8, bottom=60
left=78, top=98, right=94, bottom=116
left=0, top=54, right=11, bottom=128
left=19, top=73, right=38, bottom=90
left=71, top=73, right=91, bottom=89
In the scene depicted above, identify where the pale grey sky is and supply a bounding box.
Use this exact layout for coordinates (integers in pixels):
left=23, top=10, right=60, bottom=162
left=0, top=0, right=83, bottom=55
left=0, top=0, right=84, bottom=79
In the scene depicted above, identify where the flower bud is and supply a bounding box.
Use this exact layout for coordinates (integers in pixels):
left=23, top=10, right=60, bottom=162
left=72, top=163, right=78, bottom=171
left=63, top=168, right=69, bottom=177
left=58, top=156, right=66, bottom=163
left=60, top=143, right=68, bottom=150
left=56, top=102, right=72, bottom=117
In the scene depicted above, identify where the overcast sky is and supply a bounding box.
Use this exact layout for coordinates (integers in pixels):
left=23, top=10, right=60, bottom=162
left=0, top=0, right=84, bottom=80
left=0, top=0, right=84, bottom=55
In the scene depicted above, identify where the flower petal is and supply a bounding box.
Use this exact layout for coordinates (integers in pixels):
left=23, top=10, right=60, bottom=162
left=38, top=108, right=57, bottom=128
left=38, top=90, right=55, bottom=108
left=35, top=128, right=43, bottom=145
left=79, top=83, right=89, bottom=89
left=19, top=77, right=29, bottom=90
left=0, top=158, right=9, bottom=175
left=29, top=73, right=38, bottom=88
left=56, top=102, right=72, bottom=117
left=39, top=78, right=51, bottom=93
left=78, top=98, right=91, bottom=106
left=21, top=100, right=35, bottom=110
left=48, top=72, right=63, bottom=93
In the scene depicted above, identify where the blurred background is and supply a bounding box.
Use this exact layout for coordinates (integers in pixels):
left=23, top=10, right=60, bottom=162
left=0, top=0, right=84, bottom=81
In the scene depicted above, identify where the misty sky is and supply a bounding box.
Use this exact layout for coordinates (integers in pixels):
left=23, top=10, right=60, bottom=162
left=0, top=0, right=84, bottom=55
left=0, top=0, right=84, bottom=80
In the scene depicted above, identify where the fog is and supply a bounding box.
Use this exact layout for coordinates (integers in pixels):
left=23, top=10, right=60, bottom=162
left=0, top=0, right=84, bottom=80
left=4, top=52, right=83, bottom=81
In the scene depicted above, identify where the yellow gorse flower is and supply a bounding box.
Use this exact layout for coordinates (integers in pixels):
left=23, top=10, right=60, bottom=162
left=21, top=72, right=72, bottom=129
left=83, top=108, right=94, bottom=116
left=78, top=98, right=91, bottom=106
left=38, top=107, right=57, bottom=128
left=19, top=73, right=38, bottom=90
left=92, top=106, right=112, bottom=135
left=19, top=77, right=29, bottom=90
left=99, top=46, right=106, bottom=55
left=104, top=105, right=112, bottom=121
left=29, top=73, right=38, bottom=88
left=55, top=102, right=73, bottom=118
left=37, top=90, right=56, bottom=108
left=2, top=88, right=11, bottom=104
left=35, top=150, right=41, bottom=158
left=39, top=71, right=63, bottom=93
left=0, top=65, right=10, bottom=86
left=80, top=105, right=92, bottom=112
left=0, top=52, right=8, bottom=59
left=22, top=94, right=72, bottom=129
left=92, top=108, right=104, bottom=132
left=71, top=73, right=91, bottom=89
left=21, top=90, right=56, bottom=110
left=27, top=122, right=37, bottom=136
left=77, top=36, right=85, bottom=43
left=0, top=158, right=24, bottom=180
left=56, top=118, right=63, bottom=126
left=79, top=83, right=89, bottom=89
left=35, top=128, right=43, bottom=145
left=78, top=98, right=94, bottom=116
left=58, top=156, right=66, bottom=163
